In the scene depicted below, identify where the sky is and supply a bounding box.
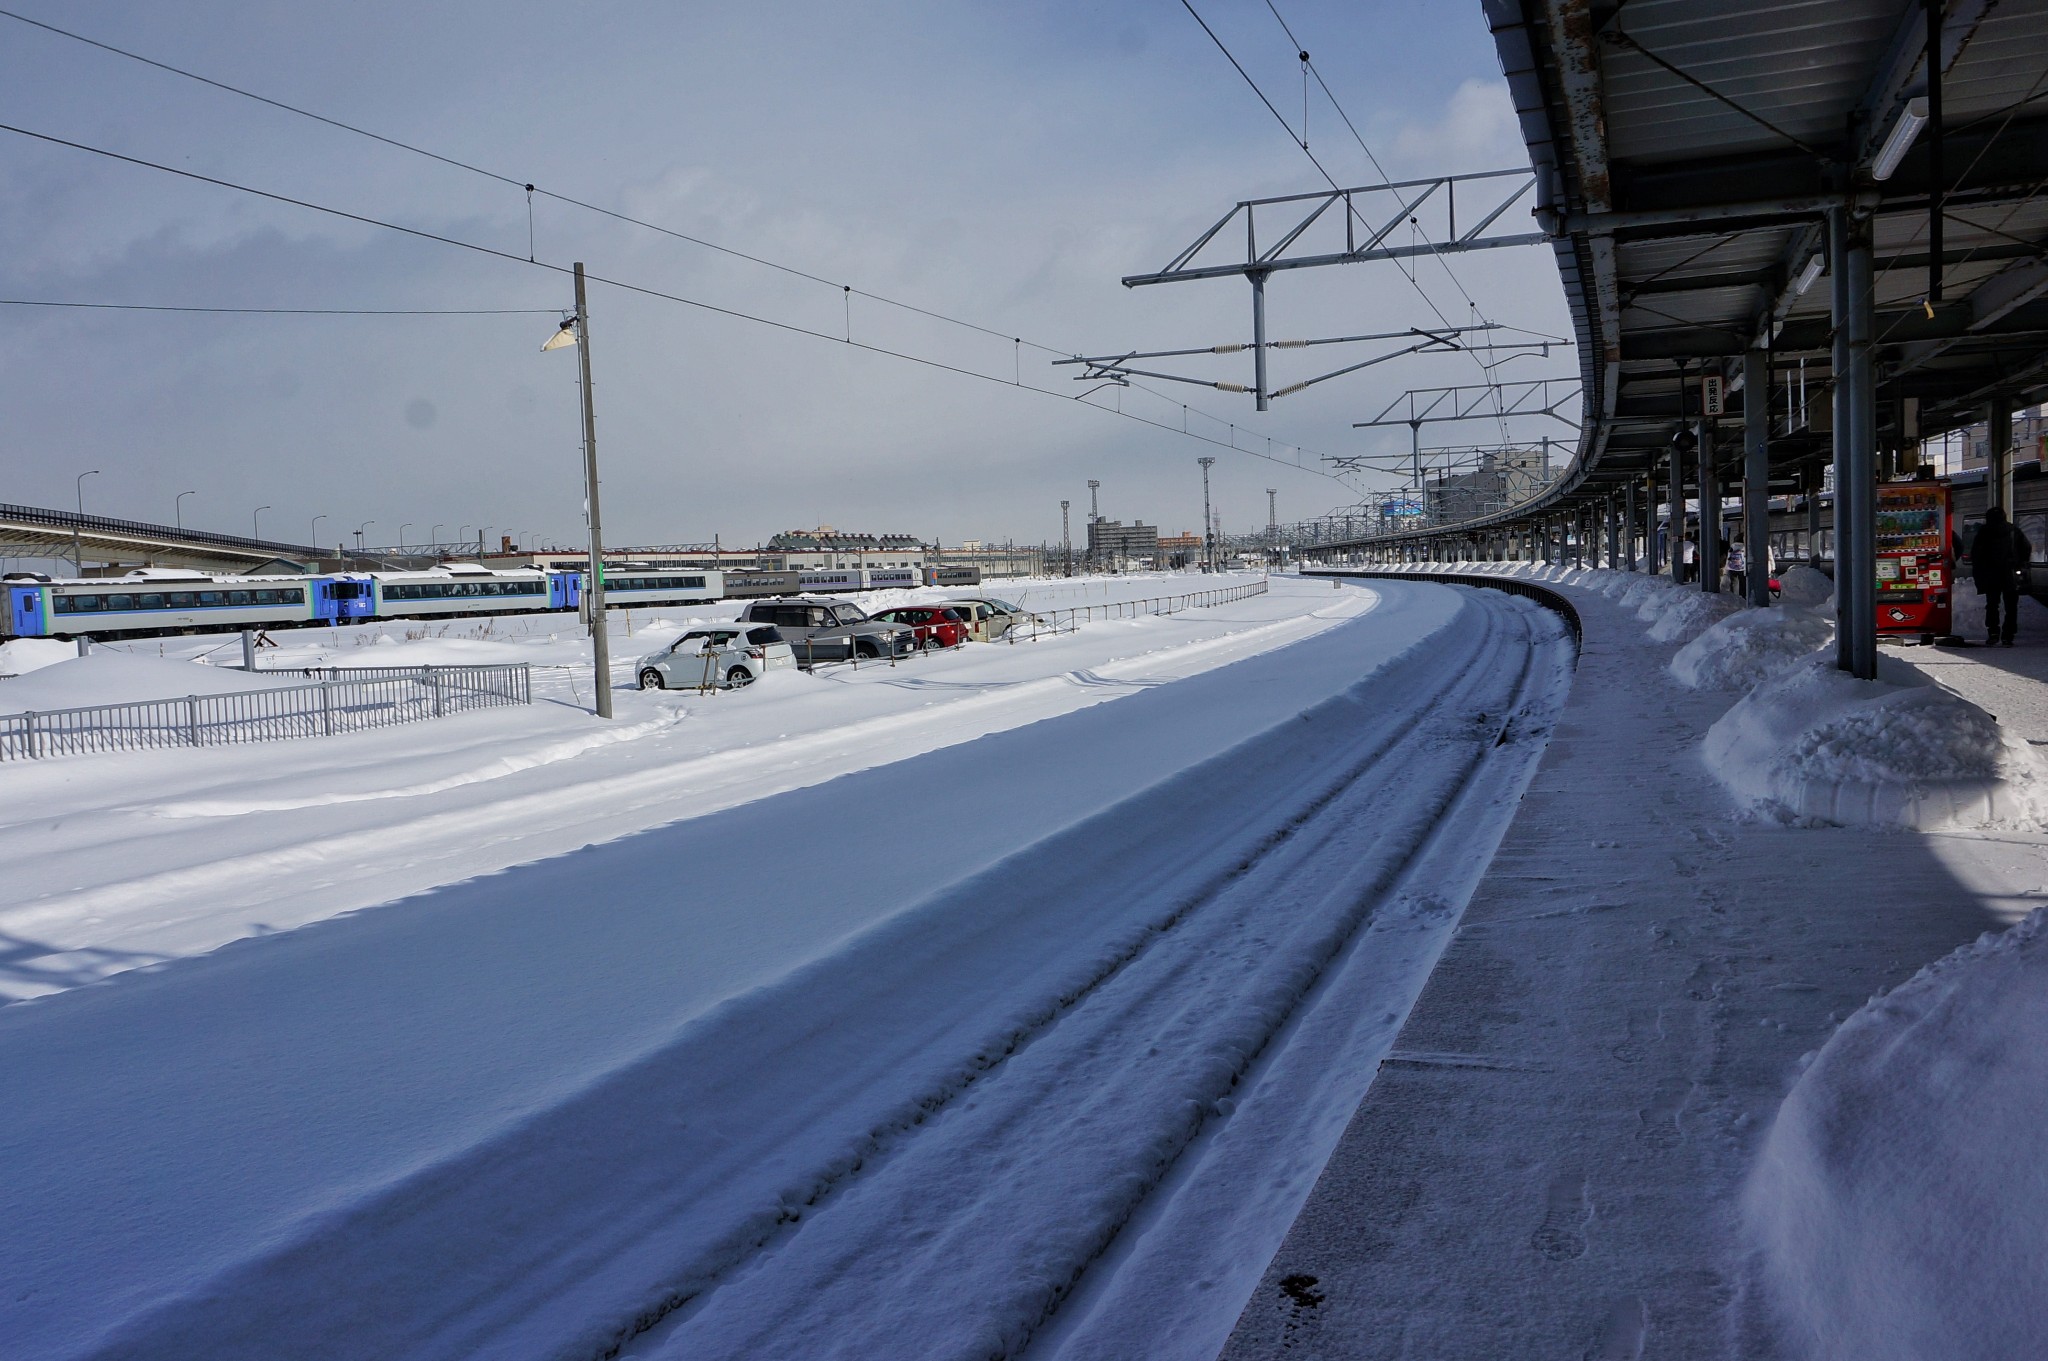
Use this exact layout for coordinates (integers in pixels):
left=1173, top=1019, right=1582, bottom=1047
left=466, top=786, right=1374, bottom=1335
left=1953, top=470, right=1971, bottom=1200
left=0, top=0, right=1572, bottom=556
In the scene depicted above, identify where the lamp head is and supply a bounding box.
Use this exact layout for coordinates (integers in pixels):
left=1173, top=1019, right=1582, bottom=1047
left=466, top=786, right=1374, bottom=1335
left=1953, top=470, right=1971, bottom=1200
left=541, top=317, right=578, bottom=352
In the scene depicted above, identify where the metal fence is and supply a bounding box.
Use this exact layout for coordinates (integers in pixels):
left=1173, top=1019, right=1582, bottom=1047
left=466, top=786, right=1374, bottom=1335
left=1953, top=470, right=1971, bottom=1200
left=0, top=663, right=531, bottom=761
left=1000, top=577, right=1270, bottom=642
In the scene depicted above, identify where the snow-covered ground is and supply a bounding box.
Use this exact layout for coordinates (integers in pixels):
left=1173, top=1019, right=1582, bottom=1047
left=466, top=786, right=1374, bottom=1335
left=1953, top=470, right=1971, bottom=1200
left=2, top=572, right=1353, bottom=1001
left=2, top=574, right=1582, bottom=1360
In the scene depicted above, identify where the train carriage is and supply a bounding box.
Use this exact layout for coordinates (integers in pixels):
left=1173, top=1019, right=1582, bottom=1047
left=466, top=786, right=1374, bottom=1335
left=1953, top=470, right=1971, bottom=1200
left=363, top=565, right=554, bottom=620
left=593, top=567, right=723, bottom=609
left=6, top=569, right=319, bottom=640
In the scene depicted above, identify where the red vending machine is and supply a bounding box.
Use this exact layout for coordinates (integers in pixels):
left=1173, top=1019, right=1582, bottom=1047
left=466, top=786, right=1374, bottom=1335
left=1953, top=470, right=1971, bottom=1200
left=1874, top=483, right=1952, bottom=639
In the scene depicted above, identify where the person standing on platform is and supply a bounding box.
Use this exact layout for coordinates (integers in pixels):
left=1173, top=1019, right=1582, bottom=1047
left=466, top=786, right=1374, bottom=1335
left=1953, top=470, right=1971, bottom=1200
left=1970, top=505, right=2032, bottom=646
left=1726, top=539, right=1747, bottom=598
left=1680, top=532, right=1699, bottom=583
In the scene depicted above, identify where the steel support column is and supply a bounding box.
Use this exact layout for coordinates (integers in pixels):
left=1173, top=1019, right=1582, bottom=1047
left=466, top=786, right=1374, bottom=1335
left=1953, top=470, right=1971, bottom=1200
left=1251, top=273, right=1270, bottom=412
left=1831, top=206, right=1854, bottom=670
left=1668, top=441, right=1687, bottom=584
left=1845, top=211, right=1879, bottom=680
left=1743, top=347, right=1772, bottom=606
left=1699, top=420, right=1721, bottom=592
left=1625, top=480, right=1639, bottom=570
left=1988, top=393, right=2013, bottom=512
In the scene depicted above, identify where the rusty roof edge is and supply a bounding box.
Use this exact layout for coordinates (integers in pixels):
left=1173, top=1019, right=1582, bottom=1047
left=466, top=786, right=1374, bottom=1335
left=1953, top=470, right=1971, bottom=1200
left=1342, top=0, right=1615, bottom=547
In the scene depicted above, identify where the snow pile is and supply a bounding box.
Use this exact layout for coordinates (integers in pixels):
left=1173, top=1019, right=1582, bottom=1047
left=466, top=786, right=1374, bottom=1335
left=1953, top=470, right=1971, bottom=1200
left=1775, top=565, right=1833, bottom=608
left=1670, top=607, right=1835, bottom=691
left=1703, top=652, right=2045, bottom=828
left=1646, top=588, right=1741, bottom=644
left=1627, top=576, right=1684, bottom=619
left=0, top=637, right=76, bottom=677
left=0, top=651, right=305, bottom=711
left=1743, top=907, right=2048, bottom=1360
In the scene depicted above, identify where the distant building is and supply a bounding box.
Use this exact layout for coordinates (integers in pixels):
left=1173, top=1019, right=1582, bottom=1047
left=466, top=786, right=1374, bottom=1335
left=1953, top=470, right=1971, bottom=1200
left=1425, top=447, right=1556, bottom=525
left=767, top=528, right=925, bottom=570
left=1156, top=529, right=1203, bottom=568
left=1085, top=518, right=1159, bottom=566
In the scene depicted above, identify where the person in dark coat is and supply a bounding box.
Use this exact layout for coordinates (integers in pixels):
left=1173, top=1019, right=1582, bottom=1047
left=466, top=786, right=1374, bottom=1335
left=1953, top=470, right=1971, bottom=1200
left=1970, top=505, right=2032, bottom=646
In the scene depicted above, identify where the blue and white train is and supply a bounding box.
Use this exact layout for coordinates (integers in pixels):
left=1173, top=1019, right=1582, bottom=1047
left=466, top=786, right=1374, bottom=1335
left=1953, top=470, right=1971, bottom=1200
left=3, top=561, right=980, bottom=640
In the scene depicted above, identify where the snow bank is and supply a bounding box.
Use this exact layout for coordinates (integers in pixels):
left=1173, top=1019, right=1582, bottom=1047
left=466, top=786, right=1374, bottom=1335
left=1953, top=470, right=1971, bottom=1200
left=0, top=652, right=309, bottom=711
left=1744, top=907, right=2048, bottom=1360
left=0, top=638, right=76, bottom=677
left=1775, top=565, right=1833, bottom=607
left=1703, top=652, right=2045, bottom=828
left=1670, top=607, right=1835, bottom=691
left=1646, top=588, right=1741, bottom=644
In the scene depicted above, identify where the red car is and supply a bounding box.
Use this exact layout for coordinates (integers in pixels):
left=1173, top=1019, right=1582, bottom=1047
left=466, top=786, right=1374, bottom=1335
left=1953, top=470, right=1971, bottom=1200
left=869, top=605, right=968, bottom=649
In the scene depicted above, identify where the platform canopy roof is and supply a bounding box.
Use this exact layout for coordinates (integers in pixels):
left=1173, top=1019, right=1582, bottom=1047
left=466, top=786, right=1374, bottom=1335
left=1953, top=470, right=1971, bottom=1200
left=1452, top=0, right=2048, bottom=533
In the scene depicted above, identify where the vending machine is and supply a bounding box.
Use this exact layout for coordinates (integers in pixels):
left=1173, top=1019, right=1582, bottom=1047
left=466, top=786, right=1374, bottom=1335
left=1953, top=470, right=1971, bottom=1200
left=1874, top=483, right=1952, bottom=639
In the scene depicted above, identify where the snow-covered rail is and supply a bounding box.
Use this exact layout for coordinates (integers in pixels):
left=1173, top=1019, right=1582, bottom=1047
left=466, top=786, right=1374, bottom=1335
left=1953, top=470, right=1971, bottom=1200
left=14, top=582, right=1574, bottom=1361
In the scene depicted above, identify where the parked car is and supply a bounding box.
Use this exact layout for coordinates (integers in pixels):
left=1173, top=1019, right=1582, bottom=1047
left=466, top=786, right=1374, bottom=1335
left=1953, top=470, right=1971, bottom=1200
left=637, top=624, right=795, bottom=690
left=734, top=597, right=915, bottom=664
left=937, top=596, right=1039, bottom=641
left=868, top=605, right=968, bottom=650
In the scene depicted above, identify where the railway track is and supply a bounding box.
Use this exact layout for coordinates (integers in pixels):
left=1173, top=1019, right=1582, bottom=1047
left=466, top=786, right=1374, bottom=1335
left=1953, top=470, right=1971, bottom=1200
left=62, top=582, right=1574, bottom=1361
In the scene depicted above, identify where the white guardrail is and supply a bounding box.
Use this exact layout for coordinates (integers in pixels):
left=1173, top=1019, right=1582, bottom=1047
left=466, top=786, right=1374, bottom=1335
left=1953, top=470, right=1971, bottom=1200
left=0, top=663, right=531, bottom=761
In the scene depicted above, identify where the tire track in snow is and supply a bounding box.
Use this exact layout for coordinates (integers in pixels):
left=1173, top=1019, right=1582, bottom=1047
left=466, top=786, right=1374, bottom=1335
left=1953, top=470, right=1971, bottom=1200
left=618, top=591, right=1572, bottom=1360
left=62, top=587, right=1531, bottom=1361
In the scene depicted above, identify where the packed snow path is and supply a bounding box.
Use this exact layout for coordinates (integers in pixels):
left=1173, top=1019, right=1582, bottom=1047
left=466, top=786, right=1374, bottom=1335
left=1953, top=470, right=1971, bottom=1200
left=1221, top=572, right=2044, bottom=1360
left=1, top=580, right=1570, bottom=1360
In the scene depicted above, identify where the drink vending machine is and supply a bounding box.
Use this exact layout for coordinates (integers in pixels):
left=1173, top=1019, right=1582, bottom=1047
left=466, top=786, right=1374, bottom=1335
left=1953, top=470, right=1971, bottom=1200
left=1874, top=483, right=1952, bottom=639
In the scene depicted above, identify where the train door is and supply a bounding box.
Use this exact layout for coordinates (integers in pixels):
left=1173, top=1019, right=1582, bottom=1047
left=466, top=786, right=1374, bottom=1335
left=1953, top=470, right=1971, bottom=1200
left=548, top=571, right=581, bottom=610
left=1874, top=484, right=1951, bottom=638
left=8, top=585, right=45, bottom=637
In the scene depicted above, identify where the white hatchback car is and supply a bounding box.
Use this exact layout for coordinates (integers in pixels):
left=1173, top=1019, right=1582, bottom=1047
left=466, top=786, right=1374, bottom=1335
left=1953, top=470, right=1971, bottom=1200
left=637, top=624, right=795, bottom=690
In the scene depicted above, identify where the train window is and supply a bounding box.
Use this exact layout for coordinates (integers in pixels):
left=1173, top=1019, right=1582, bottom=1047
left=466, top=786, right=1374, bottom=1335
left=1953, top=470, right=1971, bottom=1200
left=136, top=593, right=164, bottom=609
left=167, top=592, right=196, bottom=608
left=226, top=590, right=251, bottom=606
left=199, top=591, right=224, bottom=605
left=54, top=594, right=100, bottom=613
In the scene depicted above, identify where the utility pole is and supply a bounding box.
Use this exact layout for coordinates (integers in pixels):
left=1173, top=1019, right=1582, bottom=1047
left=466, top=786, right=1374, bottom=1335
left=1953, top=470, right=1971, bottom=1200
left=1087, top=479, right=1100, bottom=522
left=1266, top=487, right=1278, bottom=546
left=1198, top=456, right=1216, bottom=573
left=1060, top=500, right=1072, bottom=577
left=566, top=263, right=612, bottom=717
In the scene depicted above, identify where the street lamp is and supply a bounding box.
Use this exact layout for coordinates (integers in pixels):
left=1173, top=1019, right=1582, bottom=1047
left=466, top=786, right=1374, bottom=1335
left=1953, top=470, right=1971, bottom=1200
left=73, top=470, right=99, bottom=574
left=176, top=490, right=196, bottom=530
left=399, top=523, right=413, bottom=549
left=1197, top=457, right=1216, bottom=572
left=356, top=521, right=375, bottom=554
left=254, top=505, right=272, bottom=540
left=432, top=523, right=444, bottom=545
left=312, top=515, right=327, bottom=557
left=544, top=264, right=613, bottom=719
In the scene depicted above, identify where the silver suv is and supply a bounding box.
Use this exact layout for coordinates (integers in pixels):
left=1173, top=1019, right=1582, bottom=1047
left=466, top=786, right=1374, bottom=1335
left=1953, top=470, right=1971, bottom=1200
left=637, top=624, right=795, bottom=690
left=735, top=597, right=915, bottom=664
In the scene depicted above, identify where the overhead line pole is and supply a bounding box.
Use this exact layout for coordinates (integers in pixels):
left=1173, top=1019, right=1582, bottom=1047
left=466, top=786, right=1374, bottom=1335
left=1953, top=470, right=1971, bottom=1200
left=575, top=263, right=612, bottom=718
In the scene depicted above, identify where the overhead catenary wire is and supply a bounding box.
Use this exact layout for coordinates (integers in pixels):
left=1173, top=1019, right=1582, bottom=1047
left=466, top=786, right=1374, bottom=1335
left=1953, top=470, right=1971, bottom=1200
left=0, top=119, right=1351, bottom=484
left=0, top=5, right=1354, bottom=484
left=1194, top=0, right=1540, bottom=449
left=0, top=6, right=1066, bottom=358
left=0, top=299, right=557, bottom=315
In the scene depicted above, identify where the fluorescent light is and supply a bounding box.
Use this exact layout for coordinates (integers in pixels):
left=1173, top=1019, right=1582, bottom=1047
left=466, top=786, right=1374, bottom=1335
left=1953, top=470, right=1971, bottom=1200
left=1872, top=97, right=1928, bottom=181
left=1793, top=253, right=1825, bottom=296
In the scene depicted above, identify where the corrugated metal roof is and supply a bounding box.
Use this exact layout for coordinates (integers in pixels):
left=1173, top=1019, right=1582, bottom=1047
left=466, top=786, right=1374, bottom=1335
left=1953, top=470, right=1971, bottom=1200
left=1371, top=0, right=2048, bottom=546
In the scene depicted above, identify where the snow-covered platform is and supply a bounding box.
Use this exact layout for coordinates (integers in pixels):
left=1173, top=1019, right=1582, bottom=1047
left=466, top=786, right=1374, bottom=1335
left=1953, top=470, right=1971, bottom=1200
left=1220, top=574, right=2048, bottom=1359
